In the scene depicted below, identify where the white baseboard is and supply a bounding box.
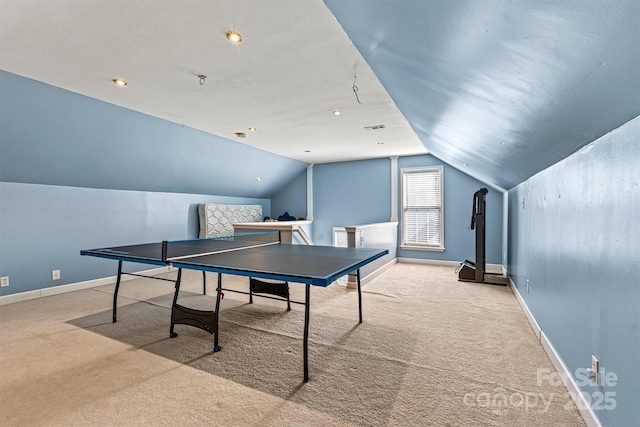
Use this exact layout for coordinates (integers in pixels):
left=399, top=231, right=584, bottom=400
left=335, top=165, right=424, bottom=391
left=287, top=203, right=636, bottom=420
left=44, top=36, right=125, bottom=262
left=363, top=257, right=398, bottom=284
left=0, top=266, right=173, bottom=306
left=508, top=276, right=542, bottom=342
left=346, top=258, right=398, bottom=289
left=508, top=276, right=601, bottom=427
left=397, top=257, right=461, bottom=267
left=397, top=257, right=505, bottom=273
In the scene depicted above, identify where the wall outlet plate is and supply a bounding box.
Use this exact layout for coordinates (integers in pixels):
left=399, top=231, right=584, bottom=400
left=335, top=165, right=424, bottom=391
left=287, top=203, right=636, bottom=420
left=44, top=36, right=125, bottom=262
left=52, top=270, right=61, bottom=280
left=0, top=276, right=8, bottom=287
left=591, top=355, right=599, bottom=383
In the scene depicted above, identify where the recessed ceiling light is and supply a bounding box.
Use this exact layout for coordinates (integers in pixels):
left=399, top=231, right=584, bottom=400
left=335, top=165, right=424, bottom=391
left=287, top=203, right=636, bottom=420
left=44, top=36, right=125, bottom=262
left=112, top=78, right=127, bottom=87
left=249, top=127, right=256, bottom=132
left=256, top=177, right=262, bottom=182
left=377, top=142, right=384, bottom=145
left=305, top=150, right=311, bottom=153
left=332, top=110, right=342, bottom=116
left=235, top=132, right=246, bottom=138
left=226, top=31, right=242, bottom=43
left=463, top=163, right=469, bottom=167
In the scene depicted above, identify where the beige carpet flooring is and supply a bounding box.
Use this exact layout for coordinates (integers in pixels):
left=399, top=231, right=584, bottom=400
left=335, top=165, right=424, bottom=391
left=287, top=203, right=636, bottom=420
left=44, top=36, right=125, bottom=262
left=0, top=263, right=586, bottom=426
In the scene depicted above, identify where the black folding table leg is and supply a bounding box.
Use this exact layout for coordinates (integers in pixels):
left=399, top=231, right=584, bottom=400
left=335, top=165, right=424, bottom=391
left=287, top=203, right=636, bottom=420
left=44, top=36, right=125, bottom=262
left=303, top=283, right=311, bottom=382
left=356, top=269, right=363, bottom=324
left=169, top=269, right=183, bottom=338
left=202, top=271, right=206, bottom=295
left=112, top=261, right=123, bottom=323
left=213, top=273, right=223, bottom=352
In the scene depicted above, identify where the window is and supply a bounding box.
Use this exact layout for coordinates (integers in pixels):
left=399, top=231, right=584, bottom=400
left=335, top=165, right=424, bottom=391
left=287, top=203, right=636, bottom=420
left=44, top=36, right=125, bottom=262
left=401, top=166, right=444, bottom=250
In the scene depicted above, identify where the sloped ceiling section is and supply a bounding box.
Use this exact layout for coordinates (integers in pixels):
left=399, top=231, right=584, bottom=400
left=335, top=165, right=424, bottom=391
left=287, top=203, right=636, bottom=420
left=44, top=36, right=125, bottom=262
left=324, top=0, right=640, bottom=190
left=0, top=71, right=307, bottom=199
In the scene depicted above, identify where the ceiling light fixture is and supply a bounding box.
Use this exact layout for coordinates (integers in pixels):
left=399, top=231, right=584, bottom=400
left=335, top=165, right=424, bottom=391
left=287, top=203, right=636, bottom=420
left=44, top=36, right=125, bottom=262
left=256, top=177, right=262, bottom=182
left=226, top=31, right=242, bottom=43
left=235, top=132, right=246, bottom=138
left=112, top=78, right=127, bottom=87
left=249, top=127, right=256, bottom=132
left=332, top=110, right=342, bottom=116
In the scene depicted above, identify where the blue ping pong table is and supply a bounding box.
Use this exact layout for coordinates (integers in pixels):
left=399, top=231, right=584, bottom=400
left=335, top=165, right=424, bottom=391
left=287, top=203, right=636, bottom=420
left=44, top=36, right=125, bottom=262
left=81, top=232, right=388, bottom=382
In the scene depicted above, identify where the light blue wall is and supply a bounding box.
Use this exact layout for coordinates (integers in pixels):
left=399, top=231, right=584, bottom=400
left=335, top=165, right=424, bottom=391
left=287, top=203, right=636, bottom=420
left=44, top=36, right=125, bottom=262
left=313, top=158, right=392, bottom=245
left=270, top=169, right=307, bottom=220
left=0, top=181, right=269, bottom=295
left=0, top=71, right=307, bottom=198
left=507, top=117, right=640, bottom=427
left=308, top=155, right=503, bottom=265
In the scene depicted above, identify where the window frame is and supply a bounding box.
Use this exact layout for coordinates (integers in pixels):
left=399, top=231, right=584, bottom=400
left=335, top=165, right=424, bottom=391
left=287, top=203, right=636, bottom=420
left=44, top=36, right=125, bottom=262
left=400, top=165, right=445, bottom=251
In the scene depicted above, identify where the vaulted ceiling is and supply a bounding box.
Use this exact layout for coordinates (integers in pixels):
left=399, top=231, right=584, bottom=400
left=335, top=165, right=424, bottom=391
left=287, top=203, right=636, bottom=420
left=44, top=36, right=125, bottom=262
left=1, top=0, right=638, bottom=191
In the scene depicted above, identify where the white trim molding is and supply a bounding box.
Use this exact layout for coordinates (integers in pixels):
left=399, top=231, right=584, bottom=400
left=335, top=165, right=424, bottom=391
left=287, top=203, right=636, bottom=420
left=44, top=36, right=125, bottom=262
left=508, top=276, right=602, bottom=427
left=349, top=258, right=398, bottom=289
left=0, top=266, right=172, bottom=306
left=398, top=258, right=505, bottom=273
left=390, top=156, right=398, bottom=222
left=306, top=164, right=314, bottom=221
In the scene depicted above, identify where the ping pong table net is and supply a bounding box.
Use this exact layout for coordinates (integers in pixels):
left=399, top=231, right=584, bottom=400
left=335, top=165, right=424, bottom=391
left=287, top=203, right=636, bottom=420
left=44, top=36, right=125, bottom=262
left=161, top=231, right=281, bottom=262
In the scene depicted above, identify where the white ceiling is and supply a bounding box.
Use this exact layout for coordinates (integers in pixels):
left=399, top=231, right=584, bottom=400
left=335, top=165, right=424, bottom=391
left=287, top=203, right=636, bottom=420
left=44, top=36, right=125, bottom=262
left=0, top=0, right=427, bottom=165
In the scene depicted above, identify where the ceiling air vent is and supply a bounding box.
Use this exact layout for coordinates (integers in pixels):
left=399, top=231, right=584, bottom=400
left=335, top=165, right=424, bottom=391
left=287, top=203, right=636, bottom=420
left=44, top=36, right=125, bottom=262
left=364, top=124, right=386, bottom=130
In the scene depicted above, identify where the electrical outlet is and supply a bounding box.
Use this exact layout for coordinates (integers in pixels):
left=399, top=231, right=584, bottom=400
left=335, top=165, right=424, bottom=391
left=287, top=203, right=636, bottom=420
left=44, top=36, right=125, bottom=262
left=0, top=276, right=8, bottom=287
left=52, top=269, right=61, bottom=280
left=590, top=355, right=599, bottom=383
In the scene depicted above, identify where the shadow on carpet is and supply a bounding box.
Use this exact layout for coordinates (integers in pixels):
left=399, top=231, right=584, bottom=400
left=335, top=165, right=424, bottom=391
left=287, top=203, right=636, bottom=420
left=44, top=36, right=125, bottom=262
left=67, top=290, right=415, bottom=427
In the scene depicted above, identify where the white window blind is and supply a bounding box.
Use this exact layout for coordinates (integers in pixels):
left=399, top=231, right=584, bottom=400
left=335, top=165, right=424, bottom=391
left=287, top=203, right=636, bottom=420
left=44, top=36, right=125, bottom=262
left=333, top=228, right=347, bottom=248
left=401, top=166, right=444, bottom=250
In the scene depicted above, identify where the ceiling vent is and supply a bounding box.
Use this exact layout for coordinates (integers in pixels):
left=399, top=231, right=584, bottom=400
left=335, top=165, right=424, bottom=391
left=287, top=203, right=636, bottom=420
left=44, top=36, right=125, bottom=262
left=364, top=124, right=386, bottom=130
